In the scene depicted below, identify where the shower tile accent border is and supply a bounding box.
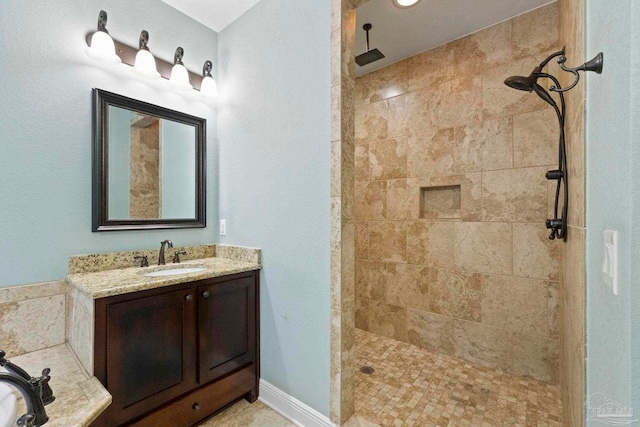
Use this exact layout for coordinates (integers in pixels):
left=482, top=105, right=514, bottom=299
left=68, top=244, right=261, bottom=274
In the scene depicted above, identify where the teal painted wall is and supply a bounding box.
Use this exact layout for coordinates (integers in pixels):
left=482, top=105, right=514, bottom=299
left=585, top=0, right=639, bottom=420
left=0, top=0, right=218, bottom=287
left=107, top=106, right=132, bottom=219
left=217, top=0, right=331, bottom=416
left=631, top=0, right=640, bottom=414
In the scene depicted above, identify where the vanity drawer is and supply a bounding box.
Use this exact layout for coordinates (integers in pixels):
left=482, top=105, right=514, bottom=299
left=129, top=365, right=255, bottom=427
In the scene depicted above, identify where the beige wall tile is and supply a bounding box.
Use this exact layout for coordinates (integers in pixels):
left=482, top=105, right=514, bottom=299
left=429, top=76, right=482, bottom=129
left=482, top=167, right=548, bottom=222
left=512, top=333, right=559, bottom=383
left=0, top=281, right=68, bottom=304
left=387, top=179, right=419, bottom=220
left=482, top=57, right=550, bottom=120
left=481, top=275, right=548, bottom=336
left=355, top=61, right=410, bottom=105
left=0, top=294, right=65, bottom=357
left=453, top=20, right=513, bottom=77
left=430, top=269, right=481, bottom=322
left=355, top=222, right=368, bottom=259
left=385, top=263, right=429, bottom=311
left=406, top=128, right=456, bottom=178
left=548, top=281, right=560, bottom=339
left=512, top=3, right=559, bottom=59
left=368, top=222, right=407, bottom=263
left=355, top=297, right=369, bottom=330
left=514, top=109, right=559, bottom=168
left=387, top=89, right=431, bottom=137
left=369, top=138, right=407, bottom=180
left=355, top=181, right=387, bottom=220
left=407, top=309, right=455, bottom=355
left=355, top=260, right=386, bottom=302
left=453, top=320, right=513, bottom=371
left=460, top=173, right=483, bottom=222
left=407, top=221, right=454, bottom=268
left=355, top=100, right=388, bottom=145
left=359, top=298, right=408, bottom=341
left=331, top=197, right=341, bottom=254
left=454, top=222, right=513, bottom=275
left=355, top=144, right=370, bottom=181
left=513, top=223, right=561, bottom=280
left=454, top=117, right=513, bottom=172
left=66, top=291, right=95, bottom=375
left=406, top=44, right=456, bottom=92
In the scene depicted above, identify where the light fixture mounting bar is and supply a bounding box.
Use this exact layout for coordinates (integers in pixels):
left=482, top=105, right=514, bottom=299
left=85, top=34, right=205, bottom=90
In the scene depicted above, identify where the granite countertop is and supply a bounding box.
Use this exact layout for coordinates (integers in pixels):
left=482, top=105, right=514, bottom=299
left=66, top=257, right=261, bottom=299
left=6, top=345, right=111, bottom=427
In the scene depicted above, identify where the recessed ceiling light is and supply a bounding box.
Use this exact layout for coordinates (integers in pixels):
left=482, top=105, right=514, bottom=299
left=393, top=0, right=423, bottom=8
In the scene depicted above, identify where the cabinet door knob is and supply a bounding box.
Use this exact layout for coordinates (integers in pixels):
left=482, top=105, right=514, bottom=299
left=202, top=291, right=211, bottom=299
left=193, top=403, right=201, bottom=412
left=185, top=294, right=194, bottom=302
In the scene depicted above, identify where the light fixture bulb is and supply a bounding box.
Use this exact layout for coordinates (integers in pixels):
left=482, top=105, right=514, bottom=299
left=200, top=76, right=218, bottom=98
left=132, top=48, right=160, bottom=80
left=393, top=0, right=422, bottom=8
left=169, top=63, right=192, bottom=91
left=85, top=11, right=121, bottom=65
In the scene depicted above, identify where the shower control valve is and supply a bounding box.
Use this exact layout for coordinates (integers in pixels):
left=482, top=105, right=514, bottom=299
left=545, top=170, right=564, bottom=180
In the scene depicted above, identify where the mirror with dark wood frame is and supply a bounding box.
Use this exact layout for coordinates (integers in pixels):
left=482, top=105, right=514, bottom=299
left=92, top=89, right=206, bottom=231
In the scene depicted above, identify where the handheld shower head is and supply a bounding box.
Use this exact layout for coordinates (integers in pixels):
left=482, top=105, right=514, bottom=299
left=504, top=73, right=537, bottom=92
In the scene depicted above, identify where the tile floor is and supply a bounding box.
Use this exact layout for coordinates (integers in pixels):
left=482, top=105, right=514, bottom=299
left=353, top=329, right=563, bottom=427
left=198, top=400, right=294, bottom=427
left=199, top=328, right=563, bottom=427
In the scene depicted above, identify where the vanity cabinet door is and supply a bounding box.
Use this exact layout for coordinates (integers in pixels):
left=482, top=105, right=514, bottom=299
left=198, top=275, right=256, bottom=384
left=105, top=289, right=198, bottom=425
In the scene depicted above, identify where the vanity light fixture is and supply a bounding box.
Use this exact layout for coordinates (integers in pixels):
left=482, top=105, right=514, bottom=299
left=200, top=60, right=218, bottom=98
left=393, top=0, right=423, bottom=8
left=168, top=47, right=193, bottom=91
left=85, top=10, right=216, bottom=98
left=132, top=31, right=161, bottom=80
left=85, top=10, right=121, bottom=64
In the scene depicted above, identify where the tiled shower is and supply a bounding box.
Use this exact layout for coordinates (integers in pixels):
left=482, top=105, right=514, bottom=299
left=352, top=3, right=570, bottom=422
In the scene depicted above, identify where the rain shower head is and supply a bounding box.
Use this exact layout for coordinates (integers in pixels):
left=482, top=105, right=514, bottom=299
left=356, top=24, right=385, bottom=67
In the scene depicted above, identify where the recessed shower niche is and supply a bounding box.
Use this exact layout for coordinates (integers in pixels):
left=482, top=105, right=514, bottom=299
left=420, top=185, right=461, bottom=219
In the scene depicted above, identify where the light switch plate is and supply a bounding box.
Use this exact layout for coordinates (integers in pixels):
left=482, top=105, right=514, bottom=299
left=602, top=229, right=619, bottom=295
left=220, top=219, right=227, bottom=236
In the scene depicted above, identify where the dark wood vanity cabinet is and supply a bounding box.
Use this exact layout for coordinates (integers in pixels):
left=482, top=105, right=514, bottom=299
left=92, top=271, right=259, bottom=427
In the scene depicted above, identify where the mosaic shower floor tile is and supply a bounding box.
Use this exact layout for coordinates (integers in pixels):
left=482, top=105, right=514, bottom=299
left=354, top=329, right=563, bottom=427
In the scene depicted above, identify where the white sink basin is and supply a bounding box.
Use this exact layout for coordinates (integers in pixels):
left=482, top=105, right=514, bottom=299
left=0, top=383, right=17, bottom=427
left=142, top=267, right=207, bottom=277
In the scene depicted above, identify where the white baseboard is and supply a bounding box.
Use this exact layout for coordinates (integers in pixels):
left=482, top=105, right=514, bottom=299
left=258, top=379, right=336, bottom=427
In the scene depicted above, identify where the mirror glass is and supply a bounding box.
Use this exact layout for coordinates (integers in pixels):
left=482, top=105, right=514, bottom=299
left=107, top=106, right=196, bottom=220
left=93, top=89, right=206, bottom=231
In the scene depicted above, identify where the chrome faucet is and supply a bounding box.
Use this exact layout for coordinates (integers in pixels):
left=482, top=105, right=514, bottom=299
left=158, top=240, right=173, bottom=265
left=0, top=350, right=54, bottom=427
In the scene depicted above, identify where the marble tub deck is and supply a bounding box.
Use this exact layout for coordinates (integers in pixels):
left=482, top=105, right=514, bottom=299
left=5, top=344, right=110, bottom=427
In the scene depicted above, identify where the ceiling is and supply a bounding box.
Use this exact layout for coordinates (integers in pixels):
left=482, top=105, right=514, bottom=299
left=356, top=0, right=556, bottom=76
left=160, top=0, right=264, bottom=32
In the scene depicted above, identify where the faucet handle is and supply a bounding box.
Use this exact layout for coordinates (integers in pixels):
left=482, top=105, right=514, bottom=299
left=173, top=251, right=187, bottom=264
left=17, top=414, right=36, bottom=427
left=39, top=368, right=55, bottom=405
left=0, top=350, right=5, bottom=363
left=134, top=255, right=149, bottom=267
